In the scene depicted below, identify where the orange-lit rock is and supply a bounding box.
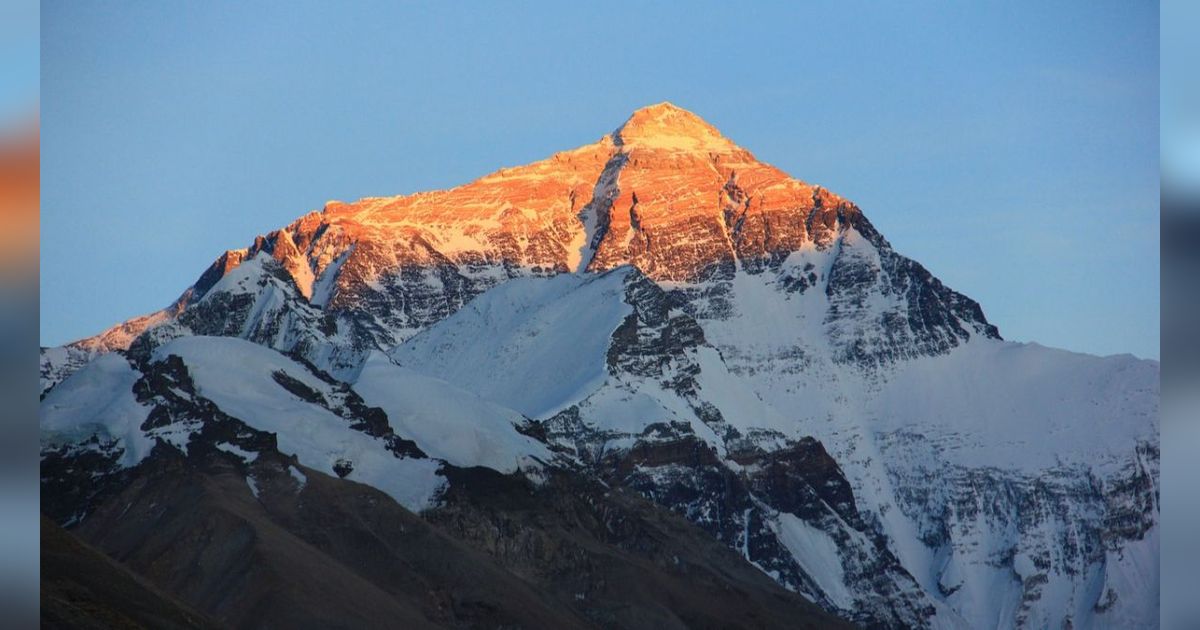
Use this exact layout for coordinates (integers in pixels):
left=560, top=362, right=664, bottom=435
left=257, top=102, right=851, bottom=292
left=63, top=102, right=861, bottom=355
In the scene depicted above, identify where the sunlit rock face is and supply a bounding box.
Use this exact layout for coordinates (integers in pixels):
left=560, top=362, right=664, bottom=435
left=585, top=103, right=849, bottom=281
left=42, top=103, right=1157, bottom=629
left=52, top=102, right=994, bottom=364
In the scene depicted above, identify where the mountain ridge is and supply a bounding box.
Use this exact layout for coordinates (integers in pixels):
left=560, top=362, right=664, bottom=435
left=44, top=101, right=995, bottom=386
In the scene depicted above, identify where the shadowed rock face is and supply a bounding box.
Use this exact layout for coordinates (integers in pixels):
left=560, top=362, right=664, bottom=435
left=58, top=449, right=566, bottom=629
left=41, top=517, right=220, bottom=630
left=428, top=467, right=851, bottom=630
left=47, top=431, right=849, bottom=629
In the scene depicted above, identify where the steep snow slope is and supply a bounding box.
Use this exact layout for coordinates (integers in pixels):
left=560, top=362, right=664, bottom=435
left=41, top=344, right=103, bottom=395
left=389, top=269, right=634, bottom=418
left=353, top=351, right=551, bottom=472
left=861, top=345, right=1158, bottom=630
left=150, top=337, right=446, bottom=510
left=869, top=341, right=1158, bottom=472
left=40, top=353, right=154, bottom=468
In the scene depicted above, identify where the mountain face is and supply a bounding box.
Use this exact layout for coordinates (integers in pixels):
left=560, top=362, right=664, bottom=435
left=41, top=103, right=1158, bottom=629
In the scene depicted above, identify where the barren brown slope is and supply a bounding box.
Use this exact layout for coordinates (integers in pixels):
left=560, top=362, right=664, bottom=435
left=54, top=441, right=852, bottom=629
left=62, top=447, right=578, bottom=630
left=430, top=465, right=855, bottom=630
left=41, top=516, right=220, bottom=630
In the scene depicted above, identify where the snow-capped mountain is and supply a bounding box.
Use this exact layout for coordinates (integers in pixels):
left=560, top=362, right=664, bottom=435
left=41, top=103, right=1158, bottom=629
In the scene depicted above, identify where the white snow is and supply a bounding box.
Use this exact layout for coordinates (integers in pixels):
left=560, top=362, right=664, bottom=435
left=1087, top=526, right=1159, bottom=629
left=203, top=252, right=274, bottom=298
left=215, top=442, right=259, bottom=463
left=871, top=340, right=1159, bottom=472
left=774, top=513, right=855, bottom=610
left=288, top=465, right=308, bottom=490
left=352, top=351, right=551, bottom=473
left=40, top=345, right=96, bottom=394
left=152, top=336, right=445, bottom=511
left=692, top=346, right=792, bottom=433
left=39, top=353, right=154, bottom=468
left=389, top=269, right=633, bottom=419
left=572, top=156, right=622, bottom=273
left=152, top=421, right=197, bottom=455
left=285, top=250, right=317, bottom=300
left=310, top=246, right=352, bottom=307
left=575, top=386, right=682, bottom=434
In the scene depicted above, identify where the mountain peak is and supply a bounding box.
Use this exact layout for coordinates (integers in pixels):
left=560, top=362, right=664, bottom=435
left=613, top=102, right=735, bottom=152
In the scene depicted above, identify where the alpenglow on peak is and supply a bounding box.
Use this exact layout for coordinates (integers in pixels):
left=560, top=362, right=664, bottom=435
left=612, top=102, right=736, bottom=152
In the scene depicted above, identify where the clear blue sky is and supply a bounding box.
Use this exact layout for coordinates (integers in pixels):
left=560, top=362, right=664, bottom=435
left=41, top=1, right=1159, bottom=359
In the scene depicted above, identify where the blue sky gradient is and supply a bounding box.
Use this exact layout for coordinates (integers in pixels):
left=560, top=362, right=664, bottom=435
left=41, top=1, right=1159, bottom=359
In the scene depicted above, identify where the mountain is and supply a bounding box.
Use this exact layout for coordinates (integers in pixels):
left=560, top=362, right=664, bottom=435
left=41, top=102, right=1158, bottom=629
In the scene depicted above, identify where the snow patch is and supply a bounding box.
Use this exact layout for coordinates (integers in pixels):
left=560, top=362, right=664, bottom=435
left=390, top=270, right=634, bottom=418
left=773, top=513, right=855, bottom=610
left=215, top=442, right=259, bottom=463
left=353, top=352, right=550, bottom=473
left=310, top=246, right=353, bottom=307
left=152, top=336, right=445, bottom=511
left=288, top=465, right=308, bottom=490
left=39, top=353, right=154, bottom=468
